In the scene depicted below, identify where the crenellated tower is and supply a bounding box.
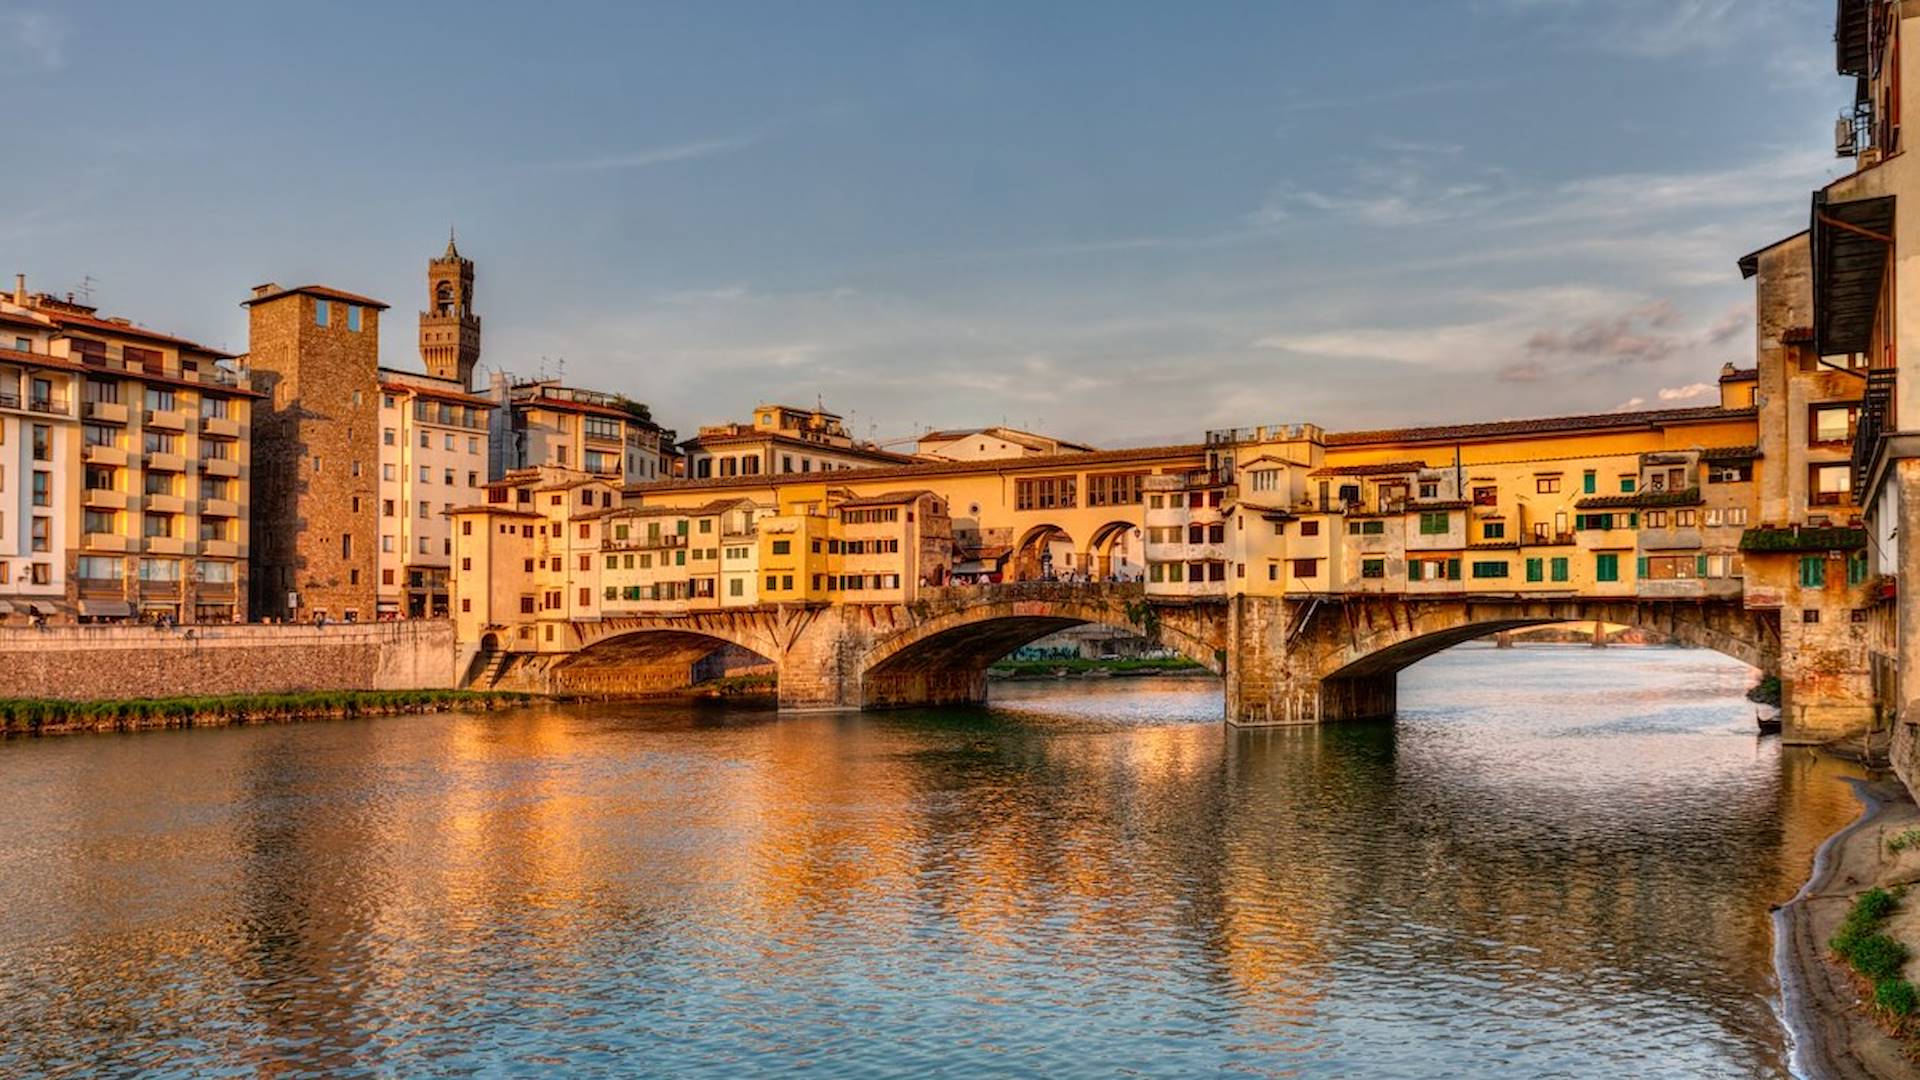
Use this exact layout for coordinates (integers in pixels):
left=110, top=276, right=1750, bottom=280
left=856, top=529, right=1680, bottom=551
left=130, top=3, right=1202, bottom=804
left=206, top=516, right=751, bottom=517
left=420, top=230, right=481, bottom=386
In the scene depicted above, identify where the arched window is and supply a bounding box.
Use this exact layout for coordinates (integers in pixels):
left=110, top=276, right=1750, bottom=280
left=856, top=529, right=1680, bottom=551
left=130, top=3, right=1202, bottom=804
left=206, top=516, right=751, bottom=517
left=436, top=281, right=454, bottom=316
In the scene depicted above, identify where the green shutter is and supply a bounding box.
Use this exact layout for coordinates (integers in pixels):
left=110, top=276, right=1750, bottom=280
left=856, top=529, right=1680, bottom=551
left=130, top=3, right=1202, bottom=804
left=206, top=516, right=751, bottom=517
left=1636, top=556, right=1648, bottom=578
left=1629, top=512, right=1639, bottom=528
left=1409, top=560, right=1423, bottom=582
left=1697, top=554, right=1709, bottom=578
left=1525, top=558, right=1543, bottom=582
left=1800, top=556, right=1825, bottom=589
left=1596, top=553, right=1618, bottom=582
left=1446, top=558, right=1461, bottom=580
left=1550, top=557, right=1569, bottom=582
left=1583, top=471, right=1596, bottom=494
left=1574, top=514, right=1586, bottom=531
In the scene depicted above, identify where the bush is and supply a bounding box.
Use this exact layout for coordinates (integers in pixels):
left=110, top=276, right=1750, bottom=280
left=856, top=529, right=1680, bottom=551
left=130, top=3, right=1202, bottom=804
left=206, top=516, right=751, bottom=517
left=1851, top=933, right=1910, bottom=982
left=1858, top=887, right=1901, bottom=921
left=1876, top=977, right=1919, bottom=1017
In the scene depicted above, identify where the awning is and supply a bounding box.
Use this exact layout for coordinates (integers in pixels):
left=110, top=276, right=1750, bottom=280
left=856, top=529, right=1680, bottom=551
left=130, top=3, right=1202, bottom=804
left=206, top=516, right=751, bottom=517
left=952, top=561, right=997, bottom=576
left=78, top=599, right=132, bottom=618
left=1812, top=190, right=1895, bottom=357
left=24, top=602, right=52, bottom=615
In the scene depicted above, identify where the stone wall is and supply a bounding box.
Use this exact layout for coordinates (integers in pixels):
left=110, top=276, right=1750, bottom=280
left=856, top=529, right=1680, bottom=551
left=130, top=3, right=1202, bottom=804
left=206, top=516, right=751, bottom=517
left=0, top=620, right=455, bottom=700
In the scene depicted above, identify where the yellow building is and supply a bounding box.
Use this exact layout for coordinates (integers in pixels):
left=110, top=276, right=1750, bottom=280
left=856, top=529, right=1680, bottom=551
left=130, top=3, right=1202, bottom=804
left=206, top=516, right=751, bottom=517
left=684, top=403, right=916, bottom=479
left=0, top=276, right=253, bottom=624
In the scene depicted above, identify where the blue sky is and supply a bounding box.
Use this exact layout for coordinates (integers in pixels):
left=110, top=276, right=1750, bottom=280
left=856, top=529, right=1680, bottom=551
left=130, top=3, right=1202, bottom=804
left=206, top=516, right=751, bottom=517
left=0, top=1, right=1852, bottom=447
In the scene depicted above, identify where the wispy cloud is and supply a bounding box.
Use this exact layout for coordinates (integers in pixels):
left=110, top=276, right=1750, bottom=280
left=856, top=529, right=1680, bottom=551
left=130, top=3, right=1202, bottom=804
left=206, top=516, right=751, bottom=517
left=0, top=11, right=65, bottom=70
left=537, top=134, right=757, bottom=172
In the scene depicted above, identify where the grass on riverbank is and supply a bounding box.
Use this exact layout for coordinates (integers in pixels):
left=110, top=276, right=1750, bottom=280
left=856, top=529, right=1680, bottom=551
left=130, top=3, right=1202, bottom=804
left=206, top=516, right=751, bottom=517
left=988, top=656, right=1206, bottom=678
left=0, top=689, right=535, bottom=734
left=1832, top=887, right=1919, bottom=1023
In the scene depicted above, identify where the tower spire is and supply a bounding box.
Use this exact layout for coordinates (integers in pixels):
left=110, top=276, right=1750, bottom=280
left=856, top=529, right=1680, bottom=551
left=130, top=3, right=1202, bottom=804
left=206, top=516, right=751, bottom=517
left=445, top=225, right=459, bottom=259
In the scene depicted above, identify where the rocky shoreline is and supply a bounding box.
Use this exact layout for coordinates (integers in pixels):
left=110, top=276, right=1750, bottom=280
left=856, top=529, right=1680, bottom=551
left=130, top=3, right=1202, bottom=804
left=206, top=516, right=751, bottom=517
left=1778, top=776, right=1920, bottom=1079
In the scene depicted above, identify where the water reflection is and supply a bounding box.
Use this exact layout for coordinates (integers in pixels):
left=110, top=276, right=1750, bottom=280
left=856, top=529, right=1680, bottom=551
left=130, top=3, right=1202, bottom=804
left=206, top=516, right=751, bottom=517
left=0, top=645, right=1866, bottom=1077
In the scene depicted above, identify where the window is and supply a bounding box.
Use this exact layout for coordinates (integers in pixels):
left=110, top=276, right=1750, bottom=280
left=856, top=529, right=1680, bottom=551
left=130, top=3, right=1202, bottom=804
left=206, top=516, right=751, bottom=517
left=1800, top=556, right=1826, bottom=588
left=1594, top=553, right=1620, bottom=583
left=31, top=471, right=49, bottom=507
left=1810, top=464, right=1850, bottom=507
left=83, top=423, right=117, bottom=448
left=1087, top=472, right=1147, bottom=506
left=1471, top=486, right=1497, bottom=506
left=1644, top=510, right=1667, bottom=528
left=32, top=424, right=50, bottom=461
left=771, top=540, right=791, bottom=555
left=1535, top=476, right=1561, bottom=494
left=199, top=560, right=234, bottom=584
left=1802, top=609, right=1821, bottom=624
left=314, top=299, right=330, bottom=327
left=1290, top=558, right=1319, bottom=578
left=1015, top=476, right=1078, bottom=511
left=1582, top=471, right=1596, bottom=494
left=85, top=465, right=116, bottom=491
left=383, top=427, right=396, bottom=446
left=341, top=533, right=353, bottom=559
left=1471, top=560, right=1509, bottom=579
left=1418, top=512, right=1449, bottom=535
left=1850, top=552, right=1870, bottom=586
left=1250, top=470, right=1280, bottom=493
left=1709, top=462, right=1753, bottom=484
left=1619, top=477, right=1636, bottom=493
left=1360, top=558, right=1386, bottom=579
left=137, top=558, right=181, bottom=582
left=76, top=556, right=122, bottom=580
left=1675, top=509, right=1696, bottom=527
left=347, top=305, right=362, bottom=332
left=143, top=387, right=175, bottom=412
left=1810, top=404, right=1859, bottom=444
left=1524, top=558, right=1543, bottom=582
left=1481, top=521, right=1505, bottom=540
left=1347, top=519, right=1385, bottom=536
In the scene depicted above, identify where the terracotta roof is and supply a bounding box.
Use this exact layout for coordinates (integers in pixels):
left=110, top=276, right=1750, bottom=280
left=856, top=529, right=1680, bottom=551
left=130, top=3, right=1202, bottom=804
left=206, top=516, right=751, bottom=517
left=686, top=428, right=916, bottom=462
left=242, top=284, right=390, bottom=310
left=838, top=489, right=935, bottom=508
left=1719, top=367, right=1758, bottom=383
left=628, top=442, right=1210, bottom=496
left=378, top=378, right=495, bottom=409
left=0, top=346, right=262, bottom=397
left=1308, top=460, right=1428, bottom=478
left=446, top=504, right=540, bottom=518
left=48, top=311, right=236, bottom=357
left=1701, top=445, right=1761, bottom=461
left=1781, top=326, right=1815, bottom=345
left=1325, top=405, right=1756, bottom=447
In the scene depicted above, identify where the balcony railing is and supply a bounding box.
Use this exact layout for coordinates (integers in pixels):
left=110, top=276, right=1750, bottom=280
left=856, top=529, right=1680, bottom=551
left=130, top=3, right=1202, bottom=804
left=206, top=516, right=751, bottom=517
left=26, top=396, right=67, bottom=414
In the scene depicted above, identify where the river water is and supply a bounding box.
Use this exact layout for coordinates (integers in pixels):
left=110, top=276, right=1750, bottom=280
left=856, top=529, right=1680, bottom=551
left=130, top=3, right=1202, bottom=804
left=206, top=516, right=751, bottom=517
left=0, top=645, right=1868, bottom=1078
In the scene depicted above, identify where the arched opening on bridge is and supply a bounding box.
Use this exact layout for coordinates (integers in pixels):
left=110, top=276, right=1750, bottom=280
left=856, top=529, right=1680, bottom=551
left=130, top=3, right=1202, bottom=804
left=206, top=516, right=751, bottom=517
left=1087, top=521, right=1144, bottom=582
left=553, top=629, right=778, bottom=698
left=1311, top=613, right=1771, bottom=724
left=1012, top=525, right=1078, bottom=581
left=861, top=607, right=1222, bottom=710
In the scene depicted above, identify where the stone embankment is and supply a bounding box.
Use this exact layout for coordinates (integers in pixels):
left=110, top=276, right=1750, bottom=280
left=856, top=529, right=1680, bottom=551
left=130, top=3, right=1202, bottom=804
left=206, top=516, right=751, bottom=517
left=0, top=620, right=456, bottom=701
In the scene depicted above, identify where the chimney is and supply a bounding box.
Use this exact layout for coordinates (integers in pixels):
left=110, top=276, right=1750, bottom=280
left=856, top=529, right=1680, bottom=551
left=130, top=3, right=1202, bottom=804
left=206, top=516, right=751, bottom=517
left=11, top=274, right=23, bottom=305
left=250, top=282, right=280, bottom=299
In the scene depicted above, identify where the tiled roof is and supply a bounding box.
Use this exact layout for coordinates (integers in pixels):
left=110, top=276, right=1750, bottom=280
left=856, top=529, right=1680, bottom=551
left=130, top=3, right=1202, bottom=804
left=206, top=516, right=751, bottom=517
left=242, top=284, right=389, bottom=310
left=838, top=489, right=935, bottom=508
left=627, top=442, right=1210, bottom=495
left=0, top=346, right=262, bottom=397
left=1308, top=460, right=1428, bottom=477
left=1719, top=367, right=1758, bottom=382
left=1325, top=405, right=1755, bottom=447
left=47, top=310, right=236, bottom=357
left=1701, top=445, right=1761, bottom=461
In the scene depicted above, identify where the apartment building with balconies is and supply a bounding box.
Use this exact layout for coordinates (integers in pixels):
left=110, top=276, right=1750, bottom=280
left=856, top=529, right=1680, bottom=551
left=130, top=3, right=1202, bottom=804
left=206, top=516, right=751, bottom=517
left=487, top=374, right=674, bottom=485
left=683, top=402, right=915, bottom=480
left=377, top=369, right=494, bottom=618
left=0, top=275, right=254, bottom=624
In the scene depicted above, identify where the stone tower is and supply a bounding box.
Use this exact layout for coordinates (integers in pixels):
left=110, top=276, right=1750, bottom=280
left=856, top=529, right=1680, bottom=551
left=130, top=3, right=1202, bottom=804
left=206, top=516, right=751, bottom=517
left=420, top=230, right=481, bottom=387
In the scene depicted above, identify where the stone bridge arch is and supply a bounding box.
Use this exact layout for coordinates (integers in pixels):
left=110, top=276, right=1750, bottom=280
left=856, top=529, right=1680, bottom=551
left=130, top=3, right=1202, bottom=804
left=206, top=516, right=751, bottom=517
left=1229, top=595, right=1779, bottom=727
left=849, top=584, right=1225, bottom=709
left=530, top=609, right=817, bottom=697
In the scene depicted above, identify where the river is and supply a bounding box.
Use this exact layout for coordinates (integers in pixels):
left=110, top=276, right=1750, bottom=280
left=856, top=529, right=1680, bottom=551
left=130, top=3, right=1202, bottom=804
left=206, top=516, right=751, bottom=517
left=0, top=645, right=1868, bottom=1078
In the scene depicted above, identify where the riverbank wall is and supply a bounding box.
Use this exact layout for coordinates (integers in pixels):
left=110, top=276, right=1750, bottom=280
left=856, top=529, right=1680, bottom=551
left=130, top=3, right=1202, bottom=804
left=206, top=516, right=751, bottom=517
left=0, top=621, right=456, bottom=701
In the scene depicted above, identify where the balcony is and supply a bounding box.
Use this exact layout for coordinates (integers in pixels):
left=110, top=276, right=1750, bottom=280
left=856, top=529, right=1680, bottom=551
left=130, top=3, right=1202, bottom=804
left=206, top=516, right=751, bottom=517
left=145, top=493, right=185, bottom=514
left=26, top=396, right=68, bottom=416
left=200, top=414, right=240, bottom=439
left=83, top=444, right=128, bottom=467
left=84, top=401, right=129, bottom=424
left=143, top=408, right=187, bottom=432
left=83, top=532, right=132, bottom=552
left=201, top=539, right=239, bottom=558
left=146, top=452, right=186, bottom=473
left=145, top=535, right=190, bottom=555
left=202, top=497, right=239, bottom=518
left=202, top=457, right=239, bottom=478
left=84, top=488, right=128, bottom=510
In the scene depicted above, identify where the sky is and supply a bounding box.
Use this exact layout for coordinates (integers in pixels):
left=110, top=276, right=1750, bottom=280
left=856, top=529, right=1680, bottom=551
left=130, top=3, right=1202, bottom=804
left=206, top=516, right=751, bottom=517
left=0, top=0, right=1856, bottom=448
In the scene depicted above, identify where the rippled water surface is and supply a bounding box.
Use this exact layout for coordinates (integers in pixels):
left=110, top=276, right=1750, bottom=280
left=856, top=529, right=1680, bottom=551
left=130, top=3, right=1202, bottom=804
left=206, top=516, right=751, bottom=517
left=0, top=646, right=1869, bottom=1077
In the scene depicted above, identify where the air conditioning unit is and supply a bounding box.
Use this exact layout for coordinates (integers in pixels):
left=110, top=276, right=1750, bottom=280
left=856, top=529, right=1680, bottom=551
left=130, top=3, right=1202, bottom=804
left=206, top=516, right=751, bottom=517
left=1837, top=116, right=1859, bottom=157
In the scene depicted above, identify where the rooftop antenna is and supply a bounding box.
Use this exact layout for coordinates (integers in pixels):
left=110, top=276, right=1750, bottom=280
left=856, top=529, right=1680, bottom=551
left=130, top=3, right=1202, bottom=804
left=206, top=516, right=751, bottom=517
left=556, top=357, right=566, bottom=383
left=75, top=274, right=96, bottom=305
